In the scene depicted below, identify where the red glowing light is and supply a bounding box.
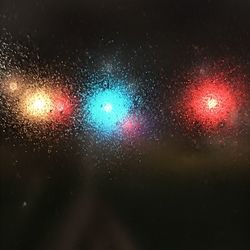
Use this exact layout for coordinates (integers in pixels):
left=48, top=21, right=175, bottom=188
left=51, top=91, right=73, bottom=123
left=184, top=78, right=238, bottom=128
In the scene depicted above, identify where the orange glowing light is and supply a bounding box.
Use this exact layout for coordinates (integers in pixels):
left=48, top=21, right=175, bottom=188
left=1, top=77, right=23, bottom=96
left=9, top=81, right=18, bottom=92
left=22, top=90, right=53, bottom=121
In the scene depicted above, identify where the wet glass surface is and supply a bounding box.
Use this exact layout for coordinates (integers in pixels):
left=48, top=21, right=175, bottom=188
left=0, top=1, right=250, bottom=249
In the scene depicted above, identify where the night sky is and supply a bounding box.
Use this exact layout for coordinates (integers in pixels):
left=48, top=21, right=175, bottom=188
left=0, top=1, right=250, bottom=250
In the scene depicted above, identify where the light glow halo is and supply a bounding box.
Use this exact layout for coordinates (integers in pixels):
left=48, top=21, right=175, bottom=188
left=21, top=88, right=53, bottom=122
left=86, top=87, right=132, bottom=134
left=184, top=79, right=237, bottom=128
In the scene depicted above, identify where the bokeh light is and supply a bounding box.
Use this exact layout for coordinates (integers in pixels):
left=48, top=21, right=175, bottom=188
left=86, top=87, right=132, bottom=134
left=50, top=90, right=74, bottom=123
left=8, top=81, right=18, bottom=92
left=172, top=62, right=249, bottom=142
left=186, top=80, right=237, bottom=127
left=21, top=89, right=53, bottom=122
left=1, top=76, right=24, bottom=96
left=121, top=114, right=141, bottom=136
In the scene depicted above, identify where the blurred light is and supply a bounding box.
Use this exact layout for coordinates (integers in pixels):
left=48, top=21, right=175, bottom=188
left=51, top=91, right=73, bottom=123
left=185, top=80, right=237, bottom=127
left=9, top=81, right=18, bottom=92
left=22, top=90, right=53, bottom=121
left=103, top=103, right=113, bottom=113
left=1, top=76, right=24, bottom=96
left=206, top=97, right=218, bottom=110
left=121, top=115, right=141, bottom=136
left=86, top=87, right=132, bottom=134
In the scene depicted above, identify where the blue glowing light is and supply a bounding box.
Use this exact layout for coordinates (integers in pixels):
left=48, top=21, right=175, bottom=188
left=86, top=87, right=132, bottom=134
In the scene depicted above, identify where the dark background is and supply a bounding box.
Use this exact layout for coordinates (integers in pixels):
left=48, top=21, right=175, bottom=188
left=0, top=0, right=250, bottom=250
